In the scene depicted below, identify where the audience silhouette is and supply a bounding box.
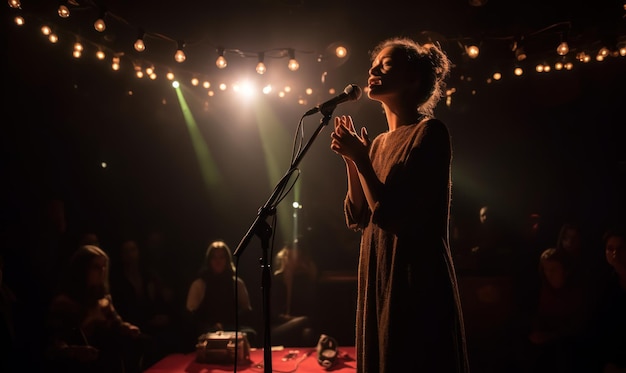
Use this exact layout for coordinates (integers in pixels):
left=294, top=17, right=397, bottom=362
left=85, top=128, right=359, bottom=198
left=2, top=187, right=625, bottom=372
left=183, top=240, right=258, bottom=349
left=587, top=225, right=626, bottom=372
left=519, top=247, right=594, bottom=372
left=45, top=244, right=147, bottom=373
left=269, top=244, right=317, bottom=347
left=109, top=237, right=181, bottom=365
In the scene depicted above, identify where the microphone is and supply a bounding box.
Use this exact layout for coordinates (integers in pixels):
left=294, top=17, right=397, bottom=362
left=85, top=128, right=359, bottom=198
left=304, top=84, right=362, bottom=116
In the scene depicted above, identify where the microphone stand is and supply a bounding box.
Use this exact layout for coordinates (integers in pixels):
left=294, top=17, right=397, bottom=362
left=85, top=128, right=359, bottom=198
left=233, top=110, right=334, bottom=373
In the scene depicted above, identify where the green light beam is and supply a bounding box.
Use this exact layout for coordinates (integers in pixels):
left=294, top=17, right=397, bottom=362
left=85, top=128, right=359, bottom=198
left=175, top=85, right=221, bottom=189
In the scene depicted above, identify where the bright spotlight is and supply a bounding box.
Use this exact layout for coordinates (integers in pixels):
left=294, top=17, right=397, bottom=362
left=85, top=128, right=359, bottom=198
left=234, top=81, right=255, bottom=99
left=172, top=80, right=180, bottom=88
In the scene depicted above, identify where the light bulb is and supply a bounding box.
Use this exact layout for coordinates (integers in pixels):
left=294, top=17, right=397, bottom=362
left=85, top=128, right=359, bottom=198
left=288, top=58, right=299, bottom=71
left=134, top=38, right=145, bottom=52
left=174, top=49, right=186, bottom=63
left=58, top=5, right=70, bottom=18
left=112, top=56, right=120, bottom=71
left=287, top=49, right=299, bottom=71
left=94, top=18, right=106, bottom=32
left=256, top=61, right=266, bottom=75
left=466, top=45, right=480, bottom=59
left=335, top=46, right=347, bottom=58
left=174, top=40, right=186, bottom=62
left=556, top=41, right=569, bottom=56
left=8, top=0, right=20, bottom=9
left=216, top=56, right=227, bottom=69
left=598, top=47, right=610, bottom=57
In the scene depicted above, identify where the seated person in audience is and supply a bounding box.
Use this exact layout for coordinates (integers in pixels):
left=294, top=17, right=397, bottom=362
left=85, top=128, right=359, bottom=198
left=588, top=225, right=626, bottom=372
left=184, top=240, right=257, bottom=348
left=270, top=244, right=317, bottom=347
left=521, top=247, right=594, bottom=372
left=109, top=238, right=180, bottom=365
left=555, top=222, right=599, bottom=285
left=45, top=245, right=146, bottom=373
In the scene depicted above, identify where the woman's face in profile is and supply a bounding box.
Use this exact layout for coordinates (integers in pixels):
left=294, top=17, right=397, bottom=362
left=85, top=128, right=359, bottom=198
left=368, top=46, right=413, bottom=102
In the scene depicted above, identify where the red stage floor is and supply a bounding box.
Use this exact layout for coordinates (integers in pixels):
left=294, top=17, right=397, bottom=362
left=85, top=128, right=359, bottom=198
left=145, top=346, right=357, bottom=373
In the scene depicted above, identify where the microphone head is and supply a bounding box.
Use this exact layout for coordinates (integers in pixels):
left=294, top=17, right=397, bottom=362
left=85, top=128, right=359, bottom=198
left=344, top=84, right=362, bottom=101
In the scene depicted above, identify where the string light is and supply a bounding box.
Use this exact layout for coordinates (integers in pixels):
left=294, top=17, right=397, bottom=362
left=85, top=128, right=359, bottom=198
left=556, top=28, right=569, bottom=56
left=174, top=40, right=186, bottom=63
left=134, top=64, right=144, bottom=79
left=94, top=10, right=106, bottom=32
left=256, top=52, right=266, bottom=75
left=58, top=3, right=70, bottom=18
left=335, top=46, right=347, bottom=58
left=512, top=38, right=527, bottom=61
left=216, top=47, right=227, bottom=69
left=73, top=41, right=82, bottom=58
left=112, top=55, right=121, bottom=71
left=465, top=44, right=480, bottom=59
left=577, top=51, right=591, bottom=63
left=287, top=48, right=299, bottom=71
left=41, top=25, right=51, bottom=36
left=5, top=1, right=624, bottom=105
left=597, top=47, right=610, bottom=59
left=134, top=29, right=145, bottom=52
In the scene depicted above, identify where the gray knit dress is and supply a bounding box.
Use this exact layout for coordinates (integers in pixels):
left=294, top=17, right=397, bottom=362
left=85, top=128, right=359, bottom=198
left=344, top=118, right=470, bottom=373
